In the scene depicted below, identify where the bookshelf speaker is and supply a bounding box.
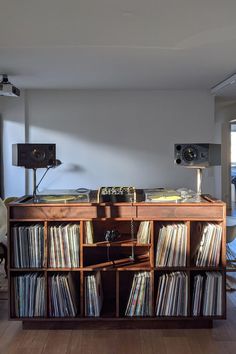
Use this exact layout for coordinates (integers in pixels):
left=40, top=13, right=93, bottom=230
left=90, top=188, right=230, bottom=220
left=12, top=143, right=56, bottom=168
left=174, top=144, right=221, bottom=167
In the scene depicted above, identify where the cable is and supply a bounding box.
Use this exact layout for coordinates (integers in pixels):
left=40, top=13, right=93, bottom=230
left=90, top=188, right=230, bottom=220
left=35, top=166, right=52, bottom=192
left=35, top=160, right=62, bottom=193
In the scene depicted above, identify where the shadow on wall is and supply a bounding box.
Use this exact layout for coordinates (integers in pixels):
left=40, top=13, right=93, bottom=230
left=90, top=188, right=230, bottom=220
left=19, top=90, right=213, bottom=154
left=4, top=90, right=216, bottom=192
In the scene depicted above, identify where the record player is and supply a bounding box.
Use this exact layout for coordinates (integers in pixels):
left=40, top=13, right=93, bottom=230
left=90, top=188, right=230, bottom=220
left=20, top=189, right=91, bottom=204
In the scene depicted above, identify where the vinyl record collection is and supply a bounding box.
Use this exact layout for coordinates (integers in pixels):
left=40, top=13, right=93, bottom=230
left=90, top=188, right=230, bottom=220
left=12, top=224, right=44, bottom=268
left=85, top=271, right=103, bottom=316
left=13, top=273, right=45, bottom=317
left=49, top=224, right=80, bottom=267
left=125, top=272, right=152, bottom=317
left=195, top=223, right=222, bottom=266
left=192, top=272, right=222, bottom=316
left=155, top=224, right=187, bottom=267
left=84, top=221, right=94, bottom=244
left=48, top=273, right=78, bottom=317
left=136, top=221, right=151, bottom=244
left=155, top=272, right=188, bottom=316
left=192, top=274, right=204, bottom=316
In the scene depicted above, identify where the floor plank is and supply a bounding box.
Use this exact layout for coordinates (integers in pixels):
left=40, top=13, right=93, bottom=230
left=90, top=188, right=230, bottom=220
left=41, top=330, right=72, bottom=354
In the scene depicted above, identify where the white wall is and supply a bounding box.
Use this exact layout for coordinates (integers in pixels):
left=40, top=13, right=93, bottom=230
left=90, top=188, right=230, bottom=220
left=0, top=94, right=26, bottom=197
left=23, top=90, right=216, bottom=195
left=0, top=89, right=217, bottom=197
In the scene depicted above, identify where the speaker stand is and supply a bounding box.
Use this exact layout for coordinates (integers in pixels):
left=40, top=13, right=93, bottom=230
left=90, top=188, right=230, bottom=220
left=33, top=168, right=38, bottom=201
left=196, top=167, right=204, bottom=202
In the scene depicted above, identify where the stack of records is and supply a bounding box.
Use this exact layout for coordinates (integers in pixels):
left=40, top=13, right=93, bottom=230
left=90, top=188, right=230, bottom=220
left=85, top=271, right=103, bottom=316
left=155, top=272, right=188, bottom=316
left=192, top=274, right=204, bottom=316
left=84, top=221, right=94, bottom=244
left=49, top=273, right=78, bottom=317
left=155, top=224, right=187, bottom=267
left=195, top=223, right=222, bottom=266
left=13, top=273, right=45, bottom=317
left=192, top=272, right=222, bottom=316
left=49, top=224, right=80, bottom=267
left=12, top=224, right=44, bottom=268
left=125, top=272, right=152, bottom=317
left=136, top=221, right=151, bottom=244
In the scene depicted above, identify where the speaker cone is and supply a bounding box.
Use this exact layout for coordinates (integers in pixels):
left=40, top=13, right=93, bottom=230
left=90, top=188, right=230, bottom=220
left=31, top=149, right=46, bottom=162
left=182, top=146, right=198, bottom=162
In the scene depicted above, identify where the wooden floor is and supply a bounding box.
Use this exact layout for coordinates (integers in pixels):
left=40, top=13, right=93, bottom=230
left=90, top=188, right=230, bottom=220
left=1, top=293, right=236, bottom=354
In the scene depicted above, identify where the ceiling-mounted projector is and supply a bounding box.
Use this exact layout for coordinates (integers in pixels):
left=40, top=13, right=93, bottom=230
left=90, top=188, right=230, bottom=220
left=0, top=74, right=20, bottom=97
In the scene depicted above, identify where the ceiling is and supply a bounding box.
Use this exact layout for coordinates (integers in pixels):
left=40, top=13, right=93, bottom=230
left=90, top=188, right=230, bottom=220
left=1, top=0, right=236, bottom=90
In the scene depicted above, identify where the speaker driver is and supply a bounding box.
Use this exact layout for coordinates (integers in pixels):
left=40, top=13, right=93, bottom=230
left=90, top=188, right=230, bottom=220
left=182, top=146, right=198, bottom=162
left=31, top=149, right=46, bottom=162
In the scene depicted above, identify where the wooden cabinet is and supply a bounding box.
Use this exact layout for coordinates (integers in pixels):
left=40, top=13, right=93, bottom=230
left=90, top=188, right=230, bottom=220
left=8, top=198, right=226, bottom=329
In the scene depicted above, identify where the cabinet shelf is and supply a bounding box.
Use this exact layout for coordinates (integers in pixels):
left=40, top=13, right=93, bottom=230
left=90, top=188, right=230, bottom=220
left=83, top=242, right=151, bottom=247
left=83, top=263, right=152, bottom=272
left=10, top=268, right=46, bottom=272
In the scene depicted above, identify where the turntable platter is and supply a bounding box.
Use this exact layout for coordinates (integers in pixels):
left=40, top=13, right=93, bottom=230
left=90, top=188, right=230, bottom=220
left=39, top=195, right=78, bottom=202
